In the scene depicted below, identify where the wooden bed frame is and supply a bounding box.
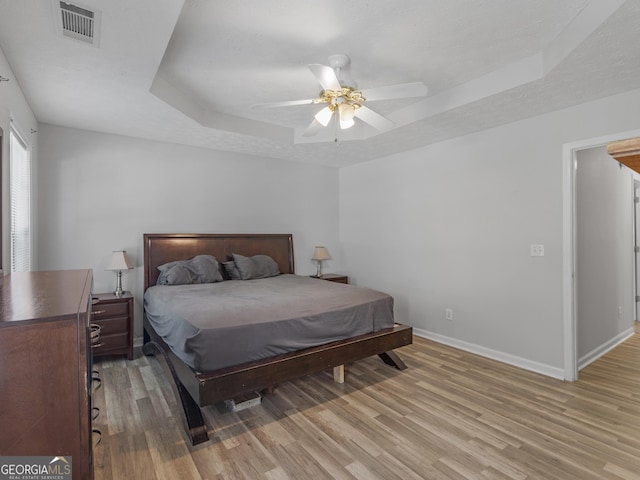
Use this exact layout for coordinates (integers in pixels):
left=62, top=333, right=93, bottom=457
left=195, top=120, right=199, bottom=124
left=142, top=233, right=413, bottom=445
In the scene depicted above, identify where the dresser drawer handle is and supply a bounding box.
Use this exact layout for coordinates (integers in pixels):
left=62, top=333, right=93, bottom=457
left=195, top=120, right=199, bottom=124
left=92, top=309, right=106, bottom=316
left=92, top=428, right=102, bottom=446
left=90, top=324, right=101, bottom=345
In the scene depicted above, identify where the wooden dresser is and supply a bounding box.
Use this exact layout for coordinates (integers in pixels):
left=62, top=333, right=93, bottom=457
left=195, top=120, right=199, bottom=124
left=0, top=269, right=94, bottom=480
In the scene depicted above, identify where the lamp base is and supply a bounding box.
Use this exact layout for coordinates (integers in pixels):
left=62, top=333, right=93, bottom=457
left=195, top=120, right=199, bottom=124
left=114, top=270, right=124, bottom=297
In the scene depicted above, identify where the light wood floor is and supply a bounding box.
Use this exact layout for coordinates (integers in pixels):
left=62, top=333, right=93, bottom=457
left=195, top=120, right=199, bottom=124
left=92, top=330, right=640, bottom=480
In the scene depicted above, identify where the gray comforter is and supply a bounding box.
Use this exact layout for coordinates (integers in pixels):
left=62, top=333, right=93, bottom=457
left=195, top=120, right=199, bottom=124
left=144, top=274, right=394, bottom=372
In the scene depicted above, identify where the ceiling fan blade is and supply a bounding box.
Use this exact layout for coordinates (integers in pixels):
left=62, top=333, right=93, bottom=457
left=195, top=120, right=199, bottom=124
left=302, top=118, right=325, bottom=137
left=251, top=98, right=317, bottom=109
left=354, top=106, right=395, bottom=131
left=308, top=64, right=342, bottom=91
left=360, top=82, right=428, bottom=101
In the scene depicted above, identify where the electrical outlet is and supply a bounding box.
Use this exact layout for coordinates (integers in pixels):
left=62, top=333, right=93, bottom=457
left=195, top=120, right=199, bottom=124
left=445, top=308, right=453, bottom=321
left=530, top=244, right=545, bottom=257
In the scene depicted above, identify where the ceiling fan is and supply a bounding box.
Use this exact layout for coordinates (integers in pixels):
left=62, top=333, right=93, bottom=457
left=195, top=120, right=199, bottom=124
left=252, top=54, right=428, bottom=138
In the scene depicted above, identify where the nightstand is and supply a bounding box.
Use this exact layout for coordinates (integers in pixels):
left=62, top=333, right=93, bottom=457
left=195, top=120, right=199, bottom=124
left=91, top=292, right=134, bottom=360
left=318, top=273, right=349, bottom=284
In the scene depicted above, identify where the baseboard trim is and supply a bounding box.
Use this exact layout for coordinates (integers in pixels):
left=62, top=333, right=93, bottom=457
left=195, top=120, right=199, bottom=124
left=577, top=327, right=635, bottom=371
left=412, top=327, right=566, bottom=380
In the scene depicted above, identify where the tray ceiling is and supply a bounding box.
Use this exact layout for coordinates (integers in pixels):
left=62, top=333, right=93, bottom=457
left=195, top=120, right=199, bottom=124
left=0, top=0, right=638, bottom=167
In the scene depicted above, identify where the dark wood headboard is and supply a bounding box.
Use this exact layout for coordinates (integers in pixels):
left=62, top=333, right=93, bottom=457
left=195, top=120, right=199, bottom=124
left=143, top=233, right=295, bottom=290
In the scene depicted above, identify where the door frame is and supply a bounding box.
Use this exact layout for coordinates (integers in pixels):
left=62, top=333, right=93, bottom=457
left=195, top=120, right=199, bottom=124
left=635, top=180, right=640, bottom=322
left=562, top=128, right=640, bottom=381
left=0, top=126, right=2, bottom=274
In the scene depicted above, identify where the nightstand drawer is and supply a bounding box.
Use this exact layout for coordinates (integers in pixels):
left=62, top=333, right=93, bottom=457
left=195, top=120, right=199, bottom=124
left=92, top=301, right=128, bottom=318
left=94, top=332, right=129, bottom=353
left=92, top=316, right=128, bottom=336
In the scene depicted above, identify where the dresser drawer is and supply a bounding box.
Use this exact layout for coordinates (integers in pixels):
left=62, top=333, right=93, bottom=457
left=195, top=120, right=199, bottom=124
left=92, top=301, right=128, bottom=318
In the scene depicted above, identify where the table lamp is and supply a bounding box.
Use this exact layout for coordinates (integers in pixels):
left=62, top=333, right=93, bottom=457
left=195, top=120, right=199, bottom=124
left=311, top=246, right=331, bottom=278
left=106, top=250, right=133, bottom=296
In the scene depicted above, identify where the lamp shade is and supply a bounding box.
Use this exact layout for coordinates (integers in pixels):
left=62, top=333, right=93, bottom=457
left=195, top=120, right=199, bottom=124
left=106, top=250, right=133, bottom=271
left=311, top=246, right=331, bottom=262
left=338, top=103, right=355, bottom=129
left=314, top=106, right=333, bottom=127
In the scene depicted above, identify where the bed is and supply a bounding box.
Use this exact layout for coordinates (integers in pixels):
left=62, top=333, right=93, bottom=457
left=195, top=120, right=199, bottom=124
left=142, top=233, right=413, bottom=445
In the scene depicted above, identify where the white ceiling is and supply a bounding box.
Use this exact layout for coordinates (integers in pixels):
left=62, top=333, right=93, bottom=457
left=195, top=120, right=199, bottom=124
left=0, top=0, right=638, bottom=167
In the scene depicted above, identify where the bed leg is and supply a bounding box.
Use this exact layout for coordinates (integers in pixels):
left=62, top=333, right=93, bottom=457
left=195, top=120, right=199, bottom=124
left=176, top=383, right=209, bottom=446
left=333, top=365, right=345, bottom=383
left=378, top=351, right=407, bottom=370
left=142, top=341, right=209, bottom=445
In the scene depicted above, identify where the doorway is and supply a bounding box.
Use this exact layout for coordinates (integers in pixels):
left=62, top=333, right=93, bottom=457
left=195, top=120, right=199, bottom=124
left=563, top=129, right=640, bottom=380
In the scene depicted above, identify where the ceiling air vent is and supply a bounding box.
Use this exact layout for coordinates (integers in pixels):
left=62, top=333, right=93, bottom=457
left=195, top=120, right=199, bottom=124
left=55, top=1, right=101, bottom=46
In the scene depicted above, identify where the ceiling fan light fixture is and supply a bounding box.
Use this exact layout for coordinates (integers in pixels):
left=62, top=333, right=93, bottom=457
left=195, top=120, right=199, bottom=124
left=257, top=55, right=428, bottom=141
left=340, top=116, right=355, bottom=130
left=314, top=106, right=333, bottom=127
left=338, top=103, right=355, bottom=129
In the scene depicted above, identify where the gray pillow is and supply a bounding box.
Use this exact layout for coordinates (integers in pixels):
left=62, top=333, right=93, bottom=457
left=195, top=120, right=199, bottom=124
left=157, top=254, right=223, bottom=285
left=232, top=253, right=280, bottom=280
left=222, top=260, right=242, bottom=280
left=157, top=263, right=198, bottom=285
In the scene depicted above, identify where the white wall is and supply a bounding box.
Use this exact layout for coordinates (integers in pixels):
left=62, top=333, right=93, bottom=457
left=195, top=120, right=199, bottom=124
left=8, top=28, right=640, bottom=375
left=576, top=146, right=636, bottom=367
left=340, top=87, right=640, bottom=378
left=0, top=45, right=39, bottom=272
left=36, top=124, right=341, bottom=338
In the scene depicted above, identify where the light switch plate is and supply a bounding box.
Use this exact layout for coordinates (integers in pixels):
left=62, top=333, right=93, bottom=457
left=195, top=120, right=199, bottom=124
left=530, top=244, right=545, bottom=257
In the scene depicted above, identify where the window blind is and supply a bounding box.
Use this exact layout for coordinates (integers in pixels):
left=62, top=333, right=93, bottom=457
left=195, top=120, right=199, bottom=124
left=10, top=129, right=31, bottom=272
